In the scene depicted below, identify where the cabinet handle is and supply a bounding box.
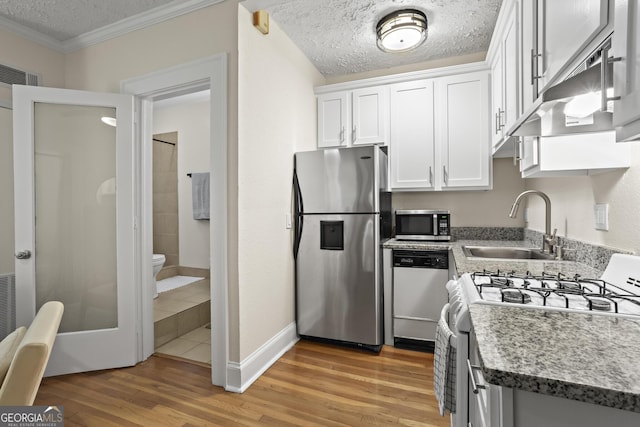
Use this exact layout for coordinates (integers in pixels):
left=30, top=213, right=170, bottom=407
left=352, top=127, right=356, bottom=143
left=498, top=108, right=505, bottom=130
left=340, top=127, right=345, bottom=144
left=600, top=43, right=622, bottom=113
left=467, top=359, right=486, bottom=394
left=530, top=49, right=542, bottom=85
left=494, top=112, right=500, bottom=134
left=442, top=165, right=448, bottom=185
left=513, top=137, right=522, bottom=167
left=428, top=166, right=433, bottom=186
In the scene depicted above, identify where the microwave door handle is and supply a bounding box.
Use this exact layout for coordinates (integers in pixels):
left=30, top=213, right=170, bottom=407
left=433, top=214, right=438, bottom=236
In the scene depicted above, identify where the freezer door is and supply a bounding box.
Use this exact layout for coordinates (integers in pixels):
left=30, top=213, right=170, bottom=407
left=294, top=146, right=380, bottom=213
left=296, top=213, right=382, bottom=346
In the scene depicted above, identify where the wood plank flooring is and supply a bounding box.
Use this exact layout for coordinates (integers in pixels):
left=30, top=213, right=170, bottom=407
left=34, top=340, right=450, bottom=426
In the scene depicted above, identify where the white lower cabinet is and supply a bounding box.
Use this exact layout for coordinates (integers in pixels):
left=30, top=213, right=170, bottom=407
left=519, top=131, right=630, bottom=177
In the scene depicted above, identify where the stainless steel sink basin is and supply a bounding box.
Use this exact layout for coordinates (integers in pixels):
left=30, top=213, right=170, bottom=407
left=462, top=245, right=557, bottom=261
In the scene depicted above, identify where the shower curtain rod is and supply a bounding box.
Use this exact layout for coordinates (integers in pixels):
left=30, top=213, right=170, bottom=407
left=153, top=137, right=176, bottom=146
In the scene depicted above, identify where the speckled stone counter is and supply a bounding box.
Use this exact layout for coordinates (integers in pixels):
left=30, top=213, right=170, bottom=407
left=383, top=238, right=603, bottom=278
left=469, top=304, right=640, bottom=412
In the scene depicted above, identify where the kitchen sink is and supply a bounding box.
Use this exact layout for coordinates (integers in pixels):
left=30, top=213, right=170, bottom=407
left=462, top=245, right=557, bottom=261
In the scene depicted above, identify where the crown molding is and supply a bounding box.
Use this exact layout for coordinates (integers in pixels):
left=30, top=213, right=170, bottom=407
left=0, top=0, right=225, bottom=54
left=0, top=15, right=63, bottom=51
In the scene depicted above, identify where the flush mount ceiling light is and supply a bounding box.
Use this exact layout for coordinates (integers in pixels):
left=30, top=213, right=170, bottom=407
left=376, top=9, right=428, bottom=53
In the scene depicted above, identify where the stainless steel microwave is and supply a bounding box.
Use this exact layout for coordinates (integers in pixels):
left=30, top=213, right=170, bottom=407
left=395, top=210, right=451, bottom=241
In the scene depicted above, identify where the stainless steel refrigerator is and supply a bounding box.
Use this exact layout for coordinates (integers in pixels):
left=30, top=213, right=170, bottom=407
left=293, top=145, right=391, bottom=351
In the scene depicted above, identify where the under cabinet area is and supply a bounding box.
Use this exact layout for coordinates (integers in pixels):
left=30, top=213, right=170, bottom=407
left=518, top=131, right=630, bottom=177
left=316, top=86, right=387, bottom=148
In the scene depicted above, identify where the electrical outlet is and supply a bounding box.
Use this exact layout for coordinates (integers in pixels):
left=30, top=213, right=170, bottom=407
left=594, top=203, right=609, bottom=231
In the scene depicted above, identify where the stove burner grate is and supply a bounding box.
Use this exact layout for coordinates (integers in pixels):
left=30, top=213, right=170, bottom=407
left=502, top=289, right=532, bottom=304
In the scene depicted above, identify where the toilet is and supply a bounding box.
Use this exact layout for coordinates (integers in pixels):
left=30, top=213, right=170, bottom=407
left=152, top=254, right=166, bottom=299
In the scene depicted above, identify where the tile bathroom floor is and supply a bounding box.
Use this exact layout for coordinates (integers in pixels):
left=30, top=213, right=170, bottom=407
left=154, top=278, right=211, bottom=365
left=155, top=324, right=211, bottom=364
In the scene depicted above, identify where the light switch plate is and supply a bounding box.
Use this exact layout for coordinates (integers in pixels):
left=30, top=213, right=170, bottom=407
left=594, top=203, right=609, bottom=231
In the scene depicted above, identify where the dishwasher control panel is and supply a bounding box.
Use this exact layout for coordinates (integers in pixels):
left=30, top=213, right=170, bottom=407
left=393, top=250, right=448, bottom=269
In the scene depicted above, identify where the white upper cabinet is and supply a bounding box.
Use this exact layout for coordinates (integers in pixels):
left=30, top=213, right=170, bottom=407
left=317, top=92, right=349, bottom=148
left=436, top=71, right=491, bottom=189
left=520, top=0, right=537, bottom=112
left=612, top=0, right=640, bottom=141
left=538, top=0, right=609, bottom=91
left=317, top=87, right=387, bottom=148
left=491, top=2, right=519, bottom=151
left=351, top=87, right=387, bottom=145
left=389, top=80, right=435, bottom=189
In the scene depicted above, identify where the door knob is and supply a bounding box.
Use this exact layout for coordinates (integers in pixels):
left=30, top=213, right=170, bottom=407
left=15, top=250, right=31, bottom=259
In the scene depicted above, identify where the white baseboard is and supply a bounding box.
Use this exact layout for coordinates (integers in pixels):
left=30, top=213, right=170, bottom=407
left=225, top=322, right=298, bottom=393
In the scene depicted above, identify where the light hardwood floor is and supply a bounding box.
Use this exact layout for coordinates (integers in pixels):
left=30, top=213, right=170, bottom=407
left=35, top=340, right=450, bottom=426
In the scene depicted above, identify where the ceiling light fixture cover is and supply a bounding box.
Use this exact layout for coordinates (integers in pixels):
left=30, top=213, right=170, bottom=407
left=376, top=9, right=428, bottom=53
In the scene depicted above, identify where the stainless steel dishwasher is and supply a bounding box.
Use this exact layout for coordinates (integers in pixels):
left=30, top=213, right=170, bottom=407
left=393, top=249, right=449, bottom=352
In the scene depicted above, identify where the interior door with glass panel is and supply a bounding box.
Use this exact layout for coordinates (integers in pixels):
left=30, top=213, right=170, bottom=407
left=13, top=85, right=136, bottom=376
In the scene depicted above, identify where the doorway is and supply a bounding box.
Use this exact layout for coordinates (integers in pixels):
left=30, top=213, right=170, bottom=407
left=122, top=54, right=228, bottom=387
left=152, top=91, right=212, bottom=364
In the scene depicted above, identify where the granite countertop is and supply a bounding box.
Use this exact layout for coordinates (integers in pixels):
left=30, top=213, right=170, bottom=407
left=384, top=237, right=637, bottom=410
left=383, top=238, right=603, bottom=278
left=469, top=304, right=640, bottom=412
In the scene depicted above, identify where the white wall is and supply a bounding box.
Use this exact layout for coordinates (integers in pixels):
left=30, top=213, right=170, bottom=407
left=237, top=6, right=324, bottom=360
left=524, top=144, right=640, bottom=254
left=154, top=98, right=211, bottom=269
left=62, top=0, right=243, bottom=361
left=0, top=28, right=65, bottom=276
left=393, top=158, right=526, bottom=227
left=0, top=108, right=13, bottom=274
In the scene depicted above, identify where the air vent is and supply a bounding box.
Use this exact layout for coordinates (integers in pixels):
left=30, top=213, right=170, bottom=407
left=0, top=63, right=40, bottom=87
left=628, top=277, right=640, bottom=288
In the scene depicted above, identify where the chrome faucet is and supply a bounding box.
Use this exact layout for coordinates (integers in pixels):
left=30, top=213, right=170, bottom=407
left=509, top=190, right=556, bottom=254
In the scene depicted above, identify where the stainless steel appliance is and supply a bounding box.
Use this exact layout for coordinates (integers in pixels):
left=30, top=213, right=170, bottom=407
left=393, top=250, right=449, bottom=351
left=395, top=210, right=451, bottom=241
left=293, top=146, right=391, bottom=351
left=440, top=254, right=640, bottom=427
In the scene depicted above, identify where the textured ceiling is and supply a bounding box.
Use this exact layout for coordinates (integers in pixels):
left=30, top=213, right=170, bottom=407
left=0, top=0, right=502, bottom=77
left=0, top=0, right=175, bottom=41
left=243, top=0, right=503, bottom=76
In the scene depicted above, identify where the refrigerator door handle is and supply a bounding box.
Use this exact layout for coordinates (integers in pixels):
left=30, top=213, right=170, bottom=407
left=293, top=171, right=304, bottom=259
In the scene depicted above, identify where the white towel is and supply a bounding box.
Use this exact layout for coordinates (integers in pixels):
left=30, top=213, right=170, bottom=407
left=191, top=172, right=210, bottom=220
left=434, top=303, right=457, bottom=416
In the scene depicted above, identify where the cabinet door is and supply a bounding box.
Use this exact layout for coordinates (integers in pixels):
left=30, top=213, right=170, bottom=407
left=436, top=72, right=491, bottom=189
left=317, top=92, right=349, bottom=148
left=351, top=87, right=387, bottom=145
left=612, top=0, right=640, bottom=141
left=520, top=0, right=538, bottom=110
left=519, top=136, right=539, bottom=172
left=490, top=52, right=504, bottom=148
left=542, top=0, right=608, bottom=89
left=389, top=80, right=435, bottom=189
left=502, top=4, right=519, bottom=133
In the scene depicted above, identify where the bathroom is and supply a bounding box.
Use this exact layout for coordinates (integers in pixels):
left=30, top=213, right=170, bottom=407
left=151, top=90, right=212, bottom=364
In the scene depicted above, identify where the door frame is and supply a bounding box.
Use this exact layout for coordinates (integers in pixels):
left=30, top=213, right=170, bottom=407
left=121, top=54, right=228, bottom=387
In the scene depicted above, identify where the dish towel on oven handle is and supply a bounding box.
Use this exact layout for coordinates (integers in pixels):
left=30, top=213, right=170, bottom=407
left=434, top=303, right=456, bottom=416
